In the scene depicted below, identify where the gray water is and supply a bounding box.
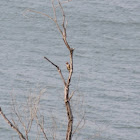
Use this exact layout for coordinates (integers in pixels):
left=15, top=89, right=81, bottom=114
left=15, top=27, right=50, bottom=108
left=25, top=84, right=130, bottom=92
left=0, top=0, right=140, bottom=140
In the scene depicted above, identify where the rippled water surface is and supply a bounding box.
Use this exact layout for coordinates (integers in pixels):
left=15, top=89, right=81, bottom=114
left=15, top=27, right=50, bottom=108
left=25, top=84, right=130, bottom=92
left=0, top=0, right=140, bottom=140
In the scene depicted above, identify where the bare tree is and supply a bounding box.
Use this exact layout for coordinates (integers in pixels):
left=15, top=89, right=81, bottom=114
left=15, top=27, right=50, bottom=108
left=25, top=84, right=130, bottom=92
left=0, top=89, right=48, bottom=140
left=43, top=1, right=74, bottom=139
left=0, top=0, right=84, bottom=140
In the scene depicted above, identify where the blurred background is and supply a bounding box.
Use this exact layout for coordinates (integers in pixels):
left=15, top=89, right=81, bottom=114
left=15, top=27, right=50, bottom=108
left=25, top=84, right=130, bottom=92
left=0, top=0, right=140, bottom=139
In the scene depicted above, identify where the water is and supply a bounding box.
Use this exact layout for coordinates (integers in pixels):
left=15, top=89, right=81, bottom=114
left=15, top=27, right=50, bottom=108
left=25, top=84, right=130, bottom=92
left=0, top=0, right=140, bottom=139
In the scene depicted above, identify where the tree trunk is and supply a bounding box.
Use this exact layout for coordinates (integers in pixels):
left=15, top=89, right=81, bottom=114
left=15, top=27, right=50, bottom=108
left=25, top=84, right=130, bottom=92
left=65, top=86, right=73, bottom=140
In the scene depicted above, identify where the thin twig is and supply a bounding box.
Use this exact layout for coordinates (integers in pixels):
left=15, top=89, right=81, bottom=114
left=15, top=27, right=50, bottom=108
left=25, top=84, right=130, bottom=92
left=52, top=0, right=57, bottom=21
left=51, top=113, right=57, bottom=140
left=51, top=0, right=63, bottom=35
left=55, top=0, right=72, bottom=8
left=57, top=0, right=66, bottom=36
left=69, top=90, right=76, bottom=100
left=25, top=9, right=55, bottom=21
left=35, top=115, right=48, bottom=140
left=72, top=115, right=85, bottom=136
left=11, top=96, right=28, bottom=139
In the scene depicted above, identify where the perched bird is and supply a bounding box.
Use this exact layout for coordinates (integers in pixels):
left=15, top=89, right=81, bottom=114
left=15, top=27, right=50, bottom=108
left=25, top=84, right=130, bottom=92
left=66, top=62, right=70, bottom=72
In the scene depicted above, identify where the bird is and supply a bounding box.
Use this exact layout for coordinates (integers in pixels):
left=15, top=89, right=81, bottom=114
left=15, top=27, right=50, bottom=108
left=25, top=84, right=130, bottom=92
left=66, top=62, right=70, bottom=72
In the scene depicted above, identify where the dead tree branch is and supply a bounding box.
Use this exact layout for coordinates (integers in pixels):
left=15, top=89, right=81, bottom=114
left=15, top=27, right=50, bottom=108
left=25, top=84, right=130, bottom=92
left=0, top=107, right=26, bottom=140
left=72, top=115, right=85, bottom=136
left=44, top=56, right=66, bottom=87
left=35, top=114, right=48, bottom=140
left=55, top=0, right=72, bottom=8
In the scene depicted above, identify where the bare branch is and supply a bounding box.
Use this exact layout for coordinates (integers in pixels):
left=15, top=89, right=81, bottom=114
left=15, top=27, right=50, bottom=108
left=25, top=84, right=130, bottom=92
left=0, top=107, right=26, bottom=140
left=23, top=8, right=63, bottom=35
left=69, top=75, right=81, bottom=101
left=11, top=95, right=28, bottom=139
left=24, top=9, right=55, bottom=21
left=52, top=0, right=57, bottom=21
left=72, top=115, right=85, bottom=136
left=50, top=114, right=57, bottom=140
left=44, top=56, right=66, bottom=86
left=55, top=0, right=72, bottom=8
left=57, top=0, right=66, bottom=36
left=35, top=115, right=48, bottom=140
left=51, top=0, right=63, bottom=35
left=69, top=90, right=76, bottom=100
